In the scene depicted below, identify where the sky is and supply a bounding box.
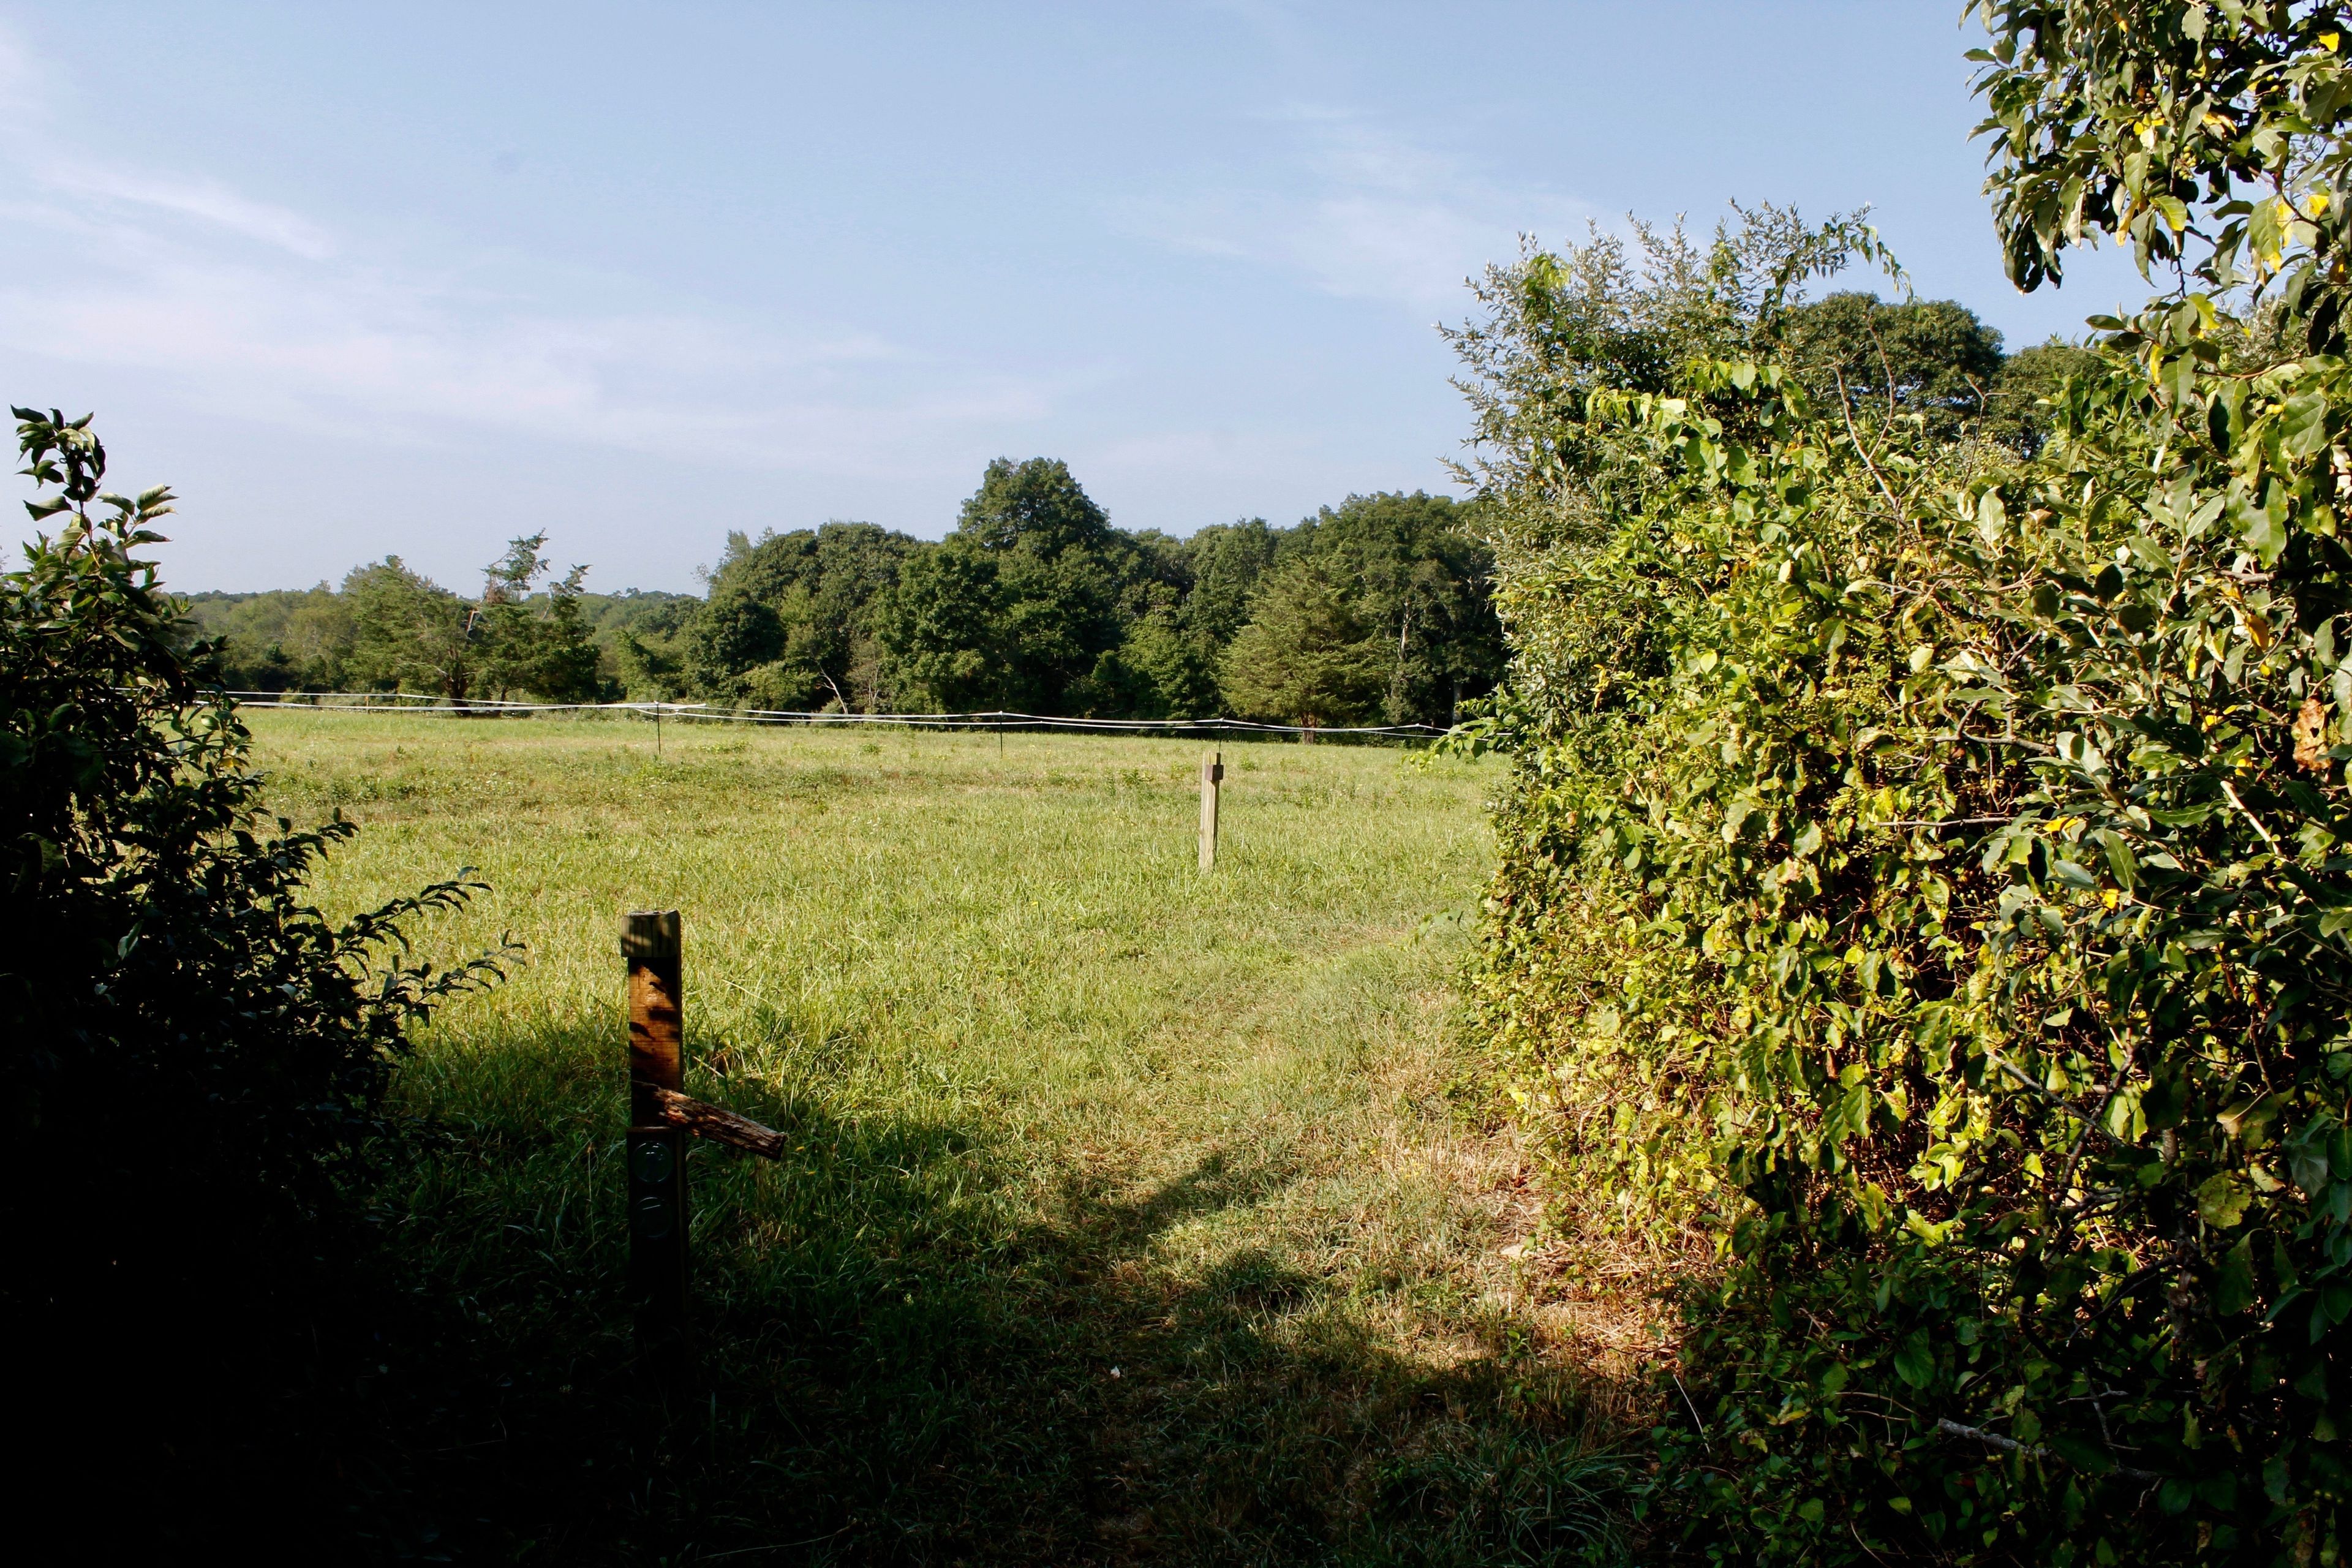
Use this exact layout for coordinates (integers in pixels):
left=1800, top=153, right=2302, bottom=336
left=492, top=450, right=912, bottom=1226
left=0, top=1, right=2153, bottom=595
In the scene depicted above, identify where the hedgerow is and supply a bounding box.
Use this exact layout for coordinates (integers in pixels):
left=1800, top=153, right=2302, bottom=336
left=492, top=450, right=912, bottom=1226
left=1454, top=6, right=2352, bottom=1559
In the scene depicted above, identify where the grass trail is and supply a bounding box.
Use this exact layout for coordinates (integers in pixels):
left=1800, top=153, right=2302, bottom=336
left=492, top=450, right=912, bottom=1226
left=252, top=714, right=1633, bottom=1564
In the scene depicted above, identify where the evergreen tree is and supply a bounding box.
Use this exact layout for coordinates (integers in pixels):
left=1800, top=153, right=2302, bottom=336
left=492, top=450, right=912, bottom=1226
left=1219, top=556, right=1388, bottom=726
left=1282, top=492, right=1501, bottom=726
left=475, top=533, right=605, bottom=703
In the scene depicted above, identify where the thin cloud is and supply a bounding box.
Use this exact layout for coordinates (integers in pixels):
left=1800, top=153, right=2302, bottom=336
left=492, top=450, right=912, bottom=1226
left=37, top=163, right=337, bottom=260
left=0, top=18, right=1070, bottom=485
left=1121, top=105, right=1600, bottom=313
left=0, top=246, right=1061, bottom=475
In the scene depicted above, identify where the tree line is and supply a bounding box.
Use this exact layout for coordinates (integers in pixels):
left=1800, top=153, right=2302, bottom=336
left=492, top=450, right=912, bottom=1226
left=188, top=537, right=671, bottom=707
left=193, top=461, right=1507, bottom=728
left=192, top=333, right=2094, bottom=729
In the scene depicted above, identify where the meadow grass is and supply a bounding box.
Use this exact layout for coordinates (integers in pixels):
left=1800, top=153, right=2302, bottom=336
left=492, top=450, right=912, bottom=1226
left=247, top=714, right=1634, bottom=1565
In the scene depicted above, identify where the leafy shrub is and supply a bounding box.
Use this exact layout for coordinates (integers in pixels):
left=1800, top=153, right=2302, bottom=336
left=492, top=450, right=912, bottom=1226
left=1454, top=7, right=2352, bottom=1552
left=1, top=410, right=505, bottom=1443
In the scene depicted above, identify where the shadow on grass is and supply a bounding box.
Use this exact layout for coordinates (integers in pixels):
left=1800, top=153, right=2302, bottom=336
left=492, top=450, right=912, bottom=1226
left=227, top=1026, right=1643, bottom=1566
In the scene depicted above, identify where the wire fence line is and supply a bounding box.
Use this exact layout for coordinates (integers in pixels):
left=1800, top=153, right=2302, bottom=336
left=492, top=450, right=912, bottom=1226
left=221, top=691, right=1449, bottom=741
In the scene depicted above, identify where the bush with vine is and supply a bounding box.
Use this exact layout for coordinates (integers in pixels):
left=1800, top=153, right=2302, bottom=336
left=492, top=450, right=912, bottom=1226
left=1454, top=5, right=2352, bottom=1559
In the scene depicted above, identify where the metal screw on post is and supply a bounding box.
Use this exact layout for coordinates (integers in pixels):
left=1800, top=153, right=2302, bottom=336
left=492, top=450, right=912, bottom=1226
left=623, top=909, right=688, bottom=1356
left=1199, top=748, right=1223, bottom=871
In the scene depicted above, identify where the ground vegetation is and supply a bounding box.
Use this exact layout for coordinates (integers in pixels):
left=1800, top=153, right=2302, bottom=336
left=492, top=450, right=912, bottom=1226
left=213, top=712, right=1615, bottom=1564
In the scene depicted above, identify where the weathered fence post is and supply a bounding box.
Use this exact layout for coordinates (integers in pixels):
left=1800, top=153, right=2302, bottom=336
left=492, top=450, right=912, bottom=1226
left=624, top=909, right=688, bottom=1350
left=1199, top=748, right=1223, bottom=871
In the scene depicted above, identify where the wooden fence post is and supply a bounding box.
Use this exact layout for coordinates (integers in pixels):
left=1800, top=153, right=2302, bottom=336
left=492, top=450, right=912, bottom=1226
left=623, top=909, right=688, bottom=1351
left=1199, top=748, right=1223, bottom=872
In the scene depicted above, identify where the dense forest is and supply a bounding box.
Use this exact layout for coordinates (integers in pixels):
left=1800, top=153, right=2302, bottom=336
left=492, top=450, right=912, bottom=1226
left=189, top=463, right=1504, bottom=728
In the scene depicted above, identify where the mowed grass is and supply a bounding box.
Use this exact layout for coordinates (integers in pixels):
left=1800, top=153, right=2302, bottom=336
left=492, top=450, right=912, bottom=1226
left=247, top=714, right=1630, bottom=1566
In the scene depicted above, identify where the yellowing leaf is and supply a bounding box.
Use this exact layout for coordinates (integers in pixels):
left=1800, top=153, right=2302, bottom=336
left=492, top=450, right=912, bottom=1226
left=2196, top=1173, right=2252, bottom=1227
left=1977, top=489, right=2008, bottom=546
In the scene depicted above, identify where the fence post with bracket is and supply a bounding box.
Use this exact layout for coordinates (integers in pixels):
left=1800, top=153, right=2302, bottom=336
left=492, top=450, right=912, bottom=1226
left=623, top=909, right=690, bottom=1350
left=620, top=908, right=792, bottom=1360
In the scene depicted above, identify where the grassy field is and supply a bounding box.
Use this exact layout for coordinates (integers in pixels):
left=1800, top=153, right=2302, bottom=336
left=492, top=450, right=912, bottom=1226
left=245, top=714, right=1632, bottom=1565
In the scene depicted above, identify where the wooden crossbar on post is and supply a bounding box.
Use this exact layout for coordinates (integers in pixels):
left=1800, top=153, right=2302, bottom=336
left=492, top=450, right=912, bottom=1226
left=1199, top=748, right=1223, bottom=872
left=623, top=909, right=688, bottom=1349
left=618, top=908, right=791, bottom=1361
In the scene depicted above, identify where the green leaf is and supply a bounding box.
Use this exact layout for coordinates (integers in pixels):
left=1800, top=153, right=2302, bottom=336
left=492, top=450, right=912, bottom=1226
left=2291, top=1124, right=2335, bottom=1191
left=2282, top=390, right=2334, bottom=458
left=2324, top=1281, right=2352, bottom=1327
left=2217, top=1236, right=2256, bottom=1314
left=2047, top=1431, right=2117, bottom=1474
left=2095, top=831, right=2139, bottom=889
left=1893, top=1332, right=1934, bottom=1389
left=2198, top=1173, right=2252, bottom=1227
left=2241, top=483, right=2291, bottom=565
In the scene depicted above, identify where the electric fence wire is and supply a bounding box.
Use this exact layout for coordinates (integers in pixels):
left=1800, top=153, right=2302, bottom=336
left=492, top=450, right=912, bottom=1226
left=219, top=692, right=1449, bottom=741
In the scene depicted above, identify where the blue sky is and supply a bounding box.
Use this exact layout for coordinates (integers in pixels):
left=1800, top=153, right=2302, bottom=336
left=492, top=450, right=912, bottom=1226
left=0, top=2, right=2149, bottom=594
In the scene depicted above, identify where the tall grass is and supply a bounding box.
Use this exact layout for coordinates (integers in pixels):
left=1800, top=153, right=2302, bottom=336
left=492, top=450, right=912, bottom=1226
left=244, top=715, right=1633, bottom=1565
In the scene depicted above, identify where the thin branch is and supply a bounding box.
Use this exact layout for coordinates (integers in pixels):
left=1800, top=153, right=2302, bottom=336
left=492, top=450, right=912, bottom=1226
left=1835, top=366, right=1903, bottom=512
left=1864, top=315, right=1901, bottom=423
left=1981, top=1050, right=2128, bottom=1149
left=1936, top=1418, right=2165, bottom=1482
left=2222, top=779, right=2283, bottom=857
left=2056, top=1041, right=2134, bottom=1200
left=1949, top=731, right=2053, bottom=751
